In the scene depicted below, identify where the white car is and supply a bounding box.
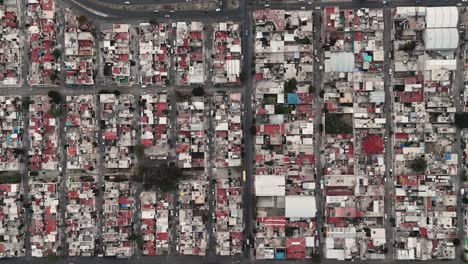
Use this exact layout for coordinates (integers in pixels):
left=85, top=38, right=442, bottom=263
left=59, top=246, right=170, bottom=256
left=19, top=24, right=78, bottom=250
left=153, top=10, right=159, bottom=13
left=301, top=6, right=305, bottom=9
left=215, top=8, right=220, bottom=12
left=315, top=6, right=321, bottom=10
left=264, top=4, right=270, bottom=7
left=124, top=1, right=130, bottom=4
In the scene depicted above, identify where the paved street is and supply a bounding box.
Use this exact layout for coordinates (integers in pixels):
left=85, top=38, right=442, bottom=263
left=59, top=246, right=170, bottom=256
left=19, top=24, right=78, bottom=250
left=312, top=8, right=324, bottom=259
left=207, top=98, right=217, bottom=257
left=95, top=93, right=105, bottom=255
left=382, top=7, right=395, bottom=260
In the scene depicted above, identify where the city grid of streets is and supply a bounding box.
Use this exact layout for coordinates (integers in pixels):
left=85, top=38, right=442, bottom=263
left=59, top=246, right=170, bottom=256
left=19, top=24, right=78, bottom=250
left=0, top=0, right=468, bottom=263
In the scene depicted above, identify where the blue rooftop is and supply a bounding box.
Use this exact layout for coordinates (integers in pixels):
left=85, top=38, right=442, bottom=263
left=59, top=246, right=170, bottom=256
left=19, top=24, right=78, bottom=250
left=287, top=93, right=298, bottom=105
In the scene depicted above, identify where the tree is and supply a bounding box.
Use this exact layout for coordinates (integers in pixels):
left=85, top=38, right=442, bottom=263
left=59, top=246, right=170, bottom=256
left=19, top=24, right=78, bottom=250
left=319, top=90, right=325, bottom=98
left=411, top=156, right=427, bottom=173
left=52, top=49, right=61, bottom=60
left=134, top=144, right=145, bottom=159
left=325, top=114, right=353, bottom=134
left=311, top=254, right=321, bottom=263
left=98, top=89, right=111, bottom=95
left=284, top=78, right=297, bottom=93
left=78, top=15, right=88, bottom=25
left=399, top=41, right=417, bottom=51
left=192, top=86, right=205, bottom=96
left=309, top=85, right=316, bottom=94
left=453, top=238, right=461, bottom=246
left=239, top=72, right=246, bottom=82
left=50, top=72, right=58, bottom=83
left=47, top=91, right=62, bottom=104
left=21, top=97, right=31, bottom=110
left=455, top=113, right=468, bottom=128
left=139, top=163, right=186, bottom=192
left=48, top=107, right=64, bottom=117
left=113, top=90, right=121, bottom=96
left=47, top=254, right=59, bottom=262
left=149, top=19, right=158, bottom=25
left=275, top=106, right=291, bottom=115
left=463, top=196, right=468, bottom=204
left=250, top=125, right=256, bottom=135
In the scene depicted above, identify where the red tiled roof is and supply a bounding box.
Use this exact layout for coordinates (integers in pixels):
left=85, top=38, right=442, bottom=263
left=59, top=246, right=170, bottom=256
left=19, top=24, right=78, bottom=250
left=286, top=237, right=306, bottom=259
left=103, top=131, right=117, bottom=140
left=156, top=232, right=168, bottom=240
left=362, top=134, right=384, bottom=154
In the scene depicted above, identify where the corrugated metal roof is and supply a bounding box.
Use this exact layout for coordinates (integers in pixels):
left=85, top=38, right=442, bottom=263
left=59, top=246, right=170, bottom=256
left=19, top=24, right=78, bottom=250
left=426, top=7, right=458, bottom=28
left=424, top=28, right=459, bottom=50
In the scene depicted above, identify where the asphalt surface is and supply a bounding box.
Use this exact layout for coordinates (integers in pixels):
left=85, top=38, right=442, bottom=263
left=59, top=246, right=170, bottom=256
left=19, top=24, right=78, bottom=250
left=66, top=0, right=468, bottom=22
left=383, top=7, right=395, bottom=260
left=206, top=98, right=217, bottom=257
left=312, top=8, right=325, bottom=259
left=240, top=10, right=255, bottom=264
left=95, top=93, right=105, bottom=255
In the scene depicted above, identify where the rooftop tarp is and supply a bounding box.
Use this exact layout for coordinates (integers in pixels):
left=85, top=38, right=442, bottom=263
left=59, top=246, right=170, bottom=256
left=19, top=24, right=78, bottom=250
left=325, top=52, right=354, bottom=72
left=424, top=28, right=459, bottom=50
left=285, top=195, right=316, bottom=218
left=426, top=7, right=458, bottom=28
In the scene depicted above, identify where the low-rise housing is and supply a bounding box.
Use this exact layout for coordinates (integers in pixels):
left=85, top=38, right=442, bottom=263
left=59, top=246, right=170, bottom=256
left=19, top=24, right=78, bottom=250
left=0, top=96, right=23, bottom=171
left=64, top=9, right=95, bottom=85
left=0, top=183, right=24, bottom=258
left=65, top=95, right=97, bottom=171
left=27, top=0, right=59, bottom=86
left=322, top=7, right=387, bottom=260
left=66, top=178, right=97, bottom=256
left=212, top=22, right=242, bottom=84
left=29, top=181, right=59, bottom=257
left=139, top=23, right=170, bottom=86
left=101, top=24, right=132, bottom=86
left=28, top=95, right=59, bottom=172
left=253, top=9, right=317, bottom=260
left=0, top=0, right=21, bottom=86
left=140, top=93, right=169, bottom=158
left=393, top=6, right=458, bottom=260
left=213, top=92, right=243, bottom=255
left=140, top=191, right=171, bottom=255
left=178, top=179, right=208, bottom=255
left=175, top=21, right=205, bottom=85
left=176, top=97, right=205, bottom=168
left=103, top=178, right=134, bottom=257
left=100, top=93, right=135, bottom=169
